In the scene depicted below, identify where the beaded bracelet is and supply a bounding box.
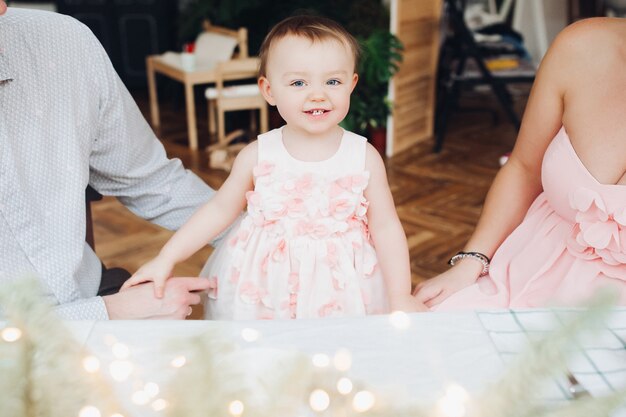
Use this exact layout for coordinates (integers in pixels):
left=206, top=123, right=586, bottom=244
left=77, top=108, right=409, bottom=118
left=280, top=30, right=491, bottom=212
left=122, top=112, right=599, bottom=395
left=448, top=251, right=490, bottom=276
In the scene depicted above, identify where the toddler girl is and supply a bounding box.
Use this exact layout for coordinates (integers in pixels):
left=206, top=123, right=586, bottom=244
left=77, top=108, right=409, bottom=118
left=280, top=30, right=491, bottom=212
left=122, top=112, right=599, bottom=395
left=123, top=15, right=425, bottom=319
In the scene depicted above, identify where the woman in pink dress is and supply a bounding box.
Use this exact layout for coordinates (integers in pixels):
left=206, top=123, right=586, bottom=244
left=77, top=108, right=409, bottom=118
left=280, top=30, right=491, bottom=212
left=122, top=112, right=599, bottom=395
left=414, top=18, right=626, bottom=310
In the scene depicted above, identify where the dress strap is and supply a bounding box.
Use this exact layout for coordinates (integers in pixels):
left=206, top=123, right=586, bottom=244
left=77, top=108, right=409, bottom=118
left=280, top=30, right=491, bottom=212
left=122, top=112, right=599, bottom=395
left=256, top=127, right=283, bottom=163
left=338, top=130, right=368, bottom=172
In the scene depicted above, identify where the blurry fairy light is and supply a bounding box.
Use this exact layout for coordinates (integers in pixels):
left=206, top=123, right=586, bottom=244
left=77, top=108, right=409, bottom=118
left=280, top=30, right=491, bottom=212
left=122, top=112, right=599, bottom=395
left=103, top=334, right=117, bottom=346
left=352, top=390, right=376, bottom=413
left=309, top=389, right=330, bottom=412
left=112, top=342, right=130, bottom=359
left=110, top=414, right=125, bottom=417
left=241, top=327, right=260, bottom=342
left=132, top=390, right=150, bottom=405
left=78, top=405, right=101, bottom=417
left=438, top=399, right=466, bottom=417
left=388, top=311, right=411, bottom=329
left=151, top=399, right=168, bottom=412
left=333, top=348, right=352, bottom=371
left=82, top=356, right=100, bottom=373
left=437, top=384, right=469, bottom=417
left=1, top=327, right=22, bottom=342
left=337, top=377, right=353, bottom=395
left=144, top=382, right=159, bottom=398
left=446, top=384, right=469, bottom=402
left=228, top=400, right=245, bottom=416
left=170, top=355, right=187, bottom=368
left=312, top=353, right=330, bottom=368
left=109, top=360, right=133, bottom=382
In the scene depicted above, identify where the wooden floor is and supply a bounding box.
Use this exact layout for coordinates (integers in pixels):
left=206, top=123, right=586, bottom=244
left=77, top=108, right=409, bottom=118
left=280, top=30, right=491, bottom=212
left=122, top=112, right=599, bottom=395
left=92, top=88, right=528, bottom=288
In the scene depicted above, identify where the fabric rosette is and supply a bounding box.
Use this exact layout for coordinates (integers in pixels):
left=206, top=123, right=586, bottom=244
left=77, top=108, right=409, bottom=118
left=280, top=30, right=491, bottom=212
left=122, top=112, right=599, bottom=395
left=566, top=187, right=626, bottom=279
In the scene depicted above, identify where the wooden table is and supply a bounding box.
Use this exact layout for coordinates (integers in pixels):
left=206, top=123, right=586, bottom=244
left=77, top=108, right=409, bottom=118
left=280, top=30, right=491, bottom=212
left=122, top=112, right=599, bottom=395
left=146, top=53, right=219, bottom=150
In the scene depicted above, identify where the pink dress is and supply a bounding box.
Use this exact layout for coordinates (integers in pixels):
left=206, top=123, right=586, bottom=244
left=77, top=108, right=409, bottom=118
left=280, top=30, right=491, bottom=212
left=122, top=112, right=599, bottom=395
left=202, top=128, right=389, bottom=319
left=436, top=127, right=626, bottom=310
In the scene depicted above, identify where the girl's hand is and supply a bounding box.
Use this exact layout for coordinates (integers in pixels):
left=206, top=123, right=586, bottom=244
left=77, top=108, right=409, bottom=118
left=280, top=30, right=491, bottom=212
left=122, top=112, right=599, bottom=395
left=390, top=294, right=429, bottom=313
left=121, top=256, right=176, bottom=298
left=413, top=259, right=483, bottom=307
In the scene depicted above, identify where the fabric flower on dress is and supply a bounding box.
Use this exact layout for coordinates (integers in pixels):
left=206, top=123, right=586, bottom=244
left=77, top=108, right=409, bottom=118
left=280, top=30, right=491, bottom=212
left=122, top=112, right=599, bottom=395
left=239, top=281, right=272, bottom=307
left=318, top=300, right=343, bottom=317
left=282, top=173, right=314, bottom=197
left=336, top=173, right=370, bottom=193
left=330, top=198, right=356, bottom=220
left=567, top=188, right=626, bottom=277
left=253, top=160, right=275, bottom=177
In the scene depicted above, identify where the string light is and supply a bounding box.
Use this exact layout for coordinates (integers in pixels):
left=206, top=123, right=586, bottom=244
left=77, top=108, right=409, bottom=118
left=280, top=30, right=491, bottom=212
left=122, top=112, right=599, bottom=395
left=109, top=360, right=133, bottom=382
left=388, top=311, right=411, bottom=329
left=103, top=334, right=117, bottom=346
left=151, top=399, right=168, bottom=411
left=170, top=355, right=187, bottom=368
left=132, top=390, right=150, bottom=405
left=333, top=348, right=352, bottom=371
left=309, top=389, right=330, bottom=412
left=352, top=390, right=376, bottom=412
left=78, top=405, right=101, bottom=417
left=241, top=328, right=260, bottom=342
left=228, top=400, right=245, bottom=416
left=312, top=353, right=330, bottom=368
left=437, top=384, right=469, bottom=417
left=144, top=382, right=160, bottom=398
left=337, top=377, right=353, bottom=395
left=1, top=327, right=22, bottom=342
left=82, top=356, right=100, bottom=373
left=112, top=343, right=130, bottom=359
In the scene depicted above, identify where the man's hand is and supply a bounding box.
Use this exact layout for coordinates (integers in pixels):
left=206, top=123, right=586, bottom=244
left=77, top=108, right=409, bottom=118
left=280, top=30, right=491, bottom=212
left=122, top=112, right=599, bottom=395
left=104, top=277, right=210, bottom=319
left=121, top=256, right=175, bottom=298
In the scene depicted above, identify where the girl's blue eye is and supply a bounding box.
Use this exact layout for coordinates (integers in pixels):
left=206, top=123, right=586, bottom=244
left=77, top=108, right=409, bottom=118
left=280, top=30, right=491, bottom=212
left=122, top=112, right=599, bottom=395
left=327, top=79, right=341, bottom=86
left=291, top=80, right=305, bottom=87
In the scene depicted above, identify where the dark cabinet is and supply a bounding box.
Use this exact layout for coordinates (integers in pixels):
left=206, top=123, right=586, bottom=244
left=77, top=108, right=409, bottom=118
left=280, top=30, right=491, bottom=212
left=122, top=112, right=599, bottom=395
left=56, top=0, right=178, bottom=89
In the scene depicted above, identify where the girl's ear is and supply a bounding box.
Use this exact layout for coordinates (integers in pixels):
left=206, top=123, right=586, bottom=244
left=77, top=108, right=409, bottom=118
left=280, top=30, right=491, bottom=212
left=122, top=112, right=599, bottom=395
left=258, top=77, right=276, bottom=106
left=350, top=73, right=359, bottom=93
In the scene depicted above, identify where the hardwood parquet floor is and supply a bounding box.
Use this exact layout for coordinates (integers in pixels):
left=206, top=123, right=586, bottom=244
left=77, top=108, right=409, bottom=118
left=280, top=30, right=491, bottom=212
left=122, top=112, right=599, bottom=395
left=92, top=89, right=528, bottom=289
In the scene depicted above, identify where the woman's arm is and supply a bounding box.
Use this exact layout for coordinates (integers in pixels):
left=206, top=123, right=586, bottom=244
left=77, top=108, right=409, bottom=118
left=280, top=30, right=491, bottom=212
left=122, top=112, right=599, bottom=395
left=364, top=144, right=426, bottom=312
left=415, top=25, right=578, bottom=306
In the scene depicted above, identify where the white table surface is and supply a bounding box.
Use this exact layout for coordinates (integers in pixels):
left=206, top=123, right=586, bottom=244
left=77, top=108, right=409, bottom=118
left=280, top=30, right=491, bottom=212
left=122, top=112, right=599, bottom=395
left=63, top=309, right=626, bottom=417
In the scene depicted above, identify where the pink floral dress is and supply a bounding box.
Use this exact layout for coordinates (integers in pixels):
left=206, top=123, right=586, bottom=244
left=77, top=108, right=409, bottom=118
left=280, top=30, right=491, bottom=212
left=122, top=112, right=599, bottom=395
left=435, top=126, right=626, bottom=310
left=201, top=128, right=389, bottom=319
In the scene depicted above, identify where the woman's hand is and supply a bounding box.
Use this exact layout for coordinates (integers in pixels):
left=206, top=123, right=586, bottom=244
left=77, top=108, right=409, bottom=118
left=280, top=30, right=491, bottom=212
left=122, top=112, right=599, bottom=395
left=390, top=294, right=429, bottom=313
left=121, top=256, right=176, bottom=298
left=413, top=259, right=483, bottom=308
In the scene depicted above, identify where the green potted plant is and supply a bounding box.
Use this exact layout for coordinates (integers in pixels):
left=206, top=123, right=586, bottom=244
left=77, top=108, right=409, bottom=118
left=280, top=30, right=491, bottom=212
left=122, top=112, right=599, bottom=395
left=343, top=30, right=403, bottom=155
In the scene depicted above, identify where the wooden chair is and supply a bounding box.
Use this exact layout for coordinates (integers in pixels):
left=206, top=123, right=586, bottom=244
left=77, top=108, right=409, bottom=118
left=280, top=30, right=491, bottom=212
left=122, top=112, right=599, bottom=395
left=204, top=57, right=268, bottom=147
left=433, top=0, right=536, bottom=152
left=195, top=20, right=248, bottom=63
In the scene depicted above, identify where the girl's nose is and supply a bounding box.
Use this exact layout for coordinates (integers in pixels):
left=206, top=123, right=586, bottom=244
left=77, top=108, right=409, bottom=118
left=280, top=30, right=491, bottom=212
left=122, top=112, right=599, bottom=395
left=308, top=88, right=326, bottom=102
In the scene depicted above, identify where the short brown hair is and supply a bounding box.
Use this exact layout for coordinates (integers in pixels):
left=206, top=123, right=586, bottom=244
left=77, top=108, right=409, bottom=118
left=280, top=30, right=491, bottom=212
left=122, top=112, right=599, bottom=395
left=258, top=15, right=360, bottom=77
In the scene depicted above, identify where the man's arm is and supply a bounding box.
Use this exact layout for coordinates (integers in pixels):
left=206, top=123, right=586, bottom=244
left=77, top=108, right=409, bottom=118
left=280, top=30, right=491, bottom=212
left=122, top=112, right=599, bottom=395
left=86, top=33, right=214, bottom=231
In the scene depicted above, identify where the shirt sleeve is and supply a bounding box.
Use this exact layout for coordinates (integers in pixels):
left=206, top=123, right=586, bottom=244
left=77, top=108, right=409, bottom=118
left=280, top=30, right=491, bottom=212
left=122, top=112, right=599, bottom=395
left=53, top=296, right=109, bottom=320
left=85, top=31, right=215, bottom=231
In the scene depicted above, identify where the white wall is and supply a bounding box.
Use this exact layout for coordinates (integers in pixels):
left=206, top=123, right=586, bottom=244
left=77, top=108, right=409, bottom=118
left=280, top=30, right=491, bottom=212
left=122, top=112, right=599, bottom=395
left=513, top=0, right=568, bottom=65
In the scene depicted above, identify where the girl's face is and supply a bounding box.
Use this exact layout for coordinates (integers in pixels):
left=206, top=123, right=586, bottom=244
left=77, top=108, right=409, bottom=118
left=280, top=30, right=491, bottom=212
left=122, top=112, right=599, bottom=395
left=259, top=35, right=358, bottom=139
